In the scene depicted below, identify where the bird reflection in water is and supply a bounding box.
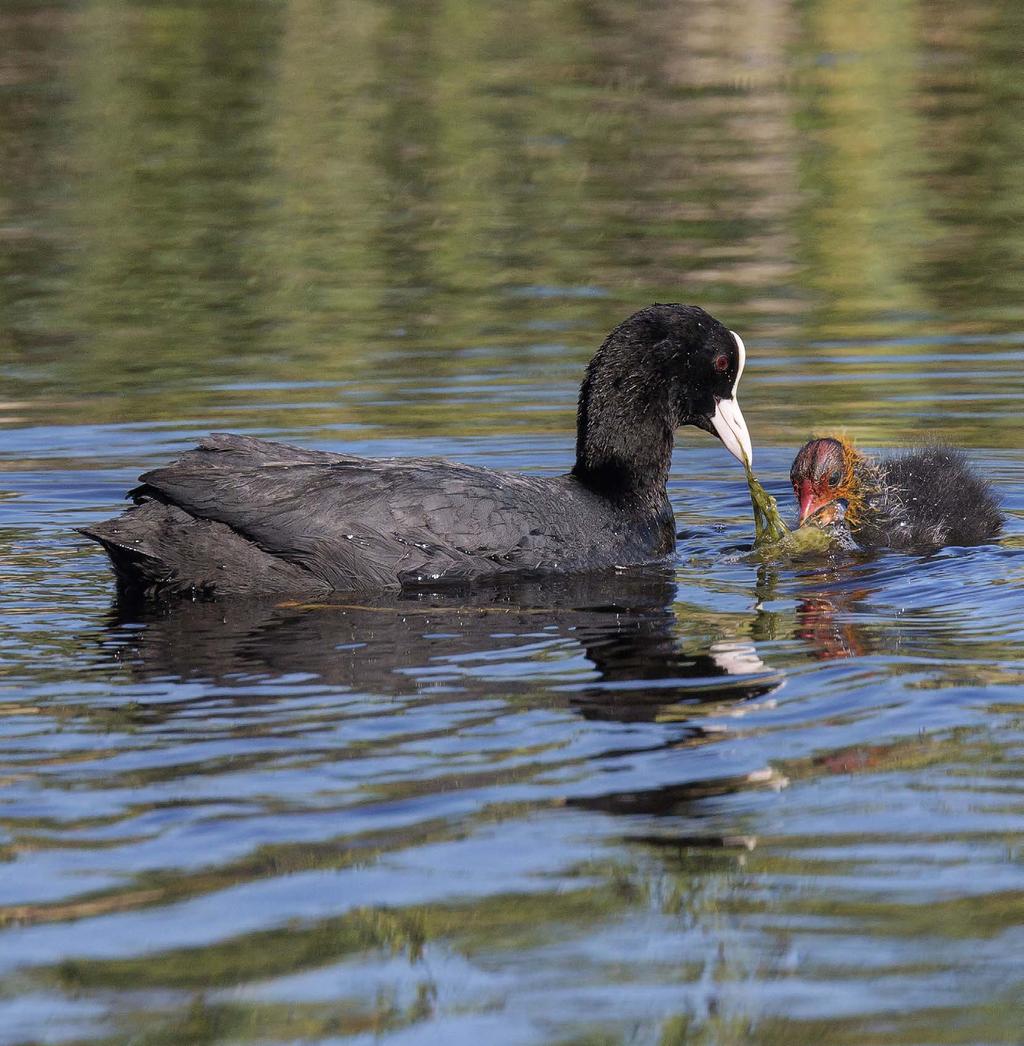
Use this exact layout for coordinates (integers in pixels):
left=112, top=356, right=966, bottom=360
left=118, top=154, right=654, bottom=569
left=93, top=569, right=794, bottom=830
left=94, top=564, right=884, bottom=827
left=100, top=567, right=783, bottom=716
left=794, top=592, right=871, bottom=660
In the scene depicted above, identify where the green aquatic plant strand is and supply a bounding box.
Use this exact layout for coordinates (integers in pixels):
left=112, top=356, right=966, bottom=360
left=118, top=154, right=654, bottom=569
left=744, top=459, right=834, bottom=555
left=744, top=459, right=789, bottom=547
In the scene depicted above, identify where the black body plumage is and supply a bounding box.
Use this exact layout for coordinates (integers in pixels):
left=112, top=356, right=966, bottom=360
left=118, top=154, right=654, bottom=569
left=862, top=445, right=1003, bottom=551
left=80, top=304, right=748, bottom=597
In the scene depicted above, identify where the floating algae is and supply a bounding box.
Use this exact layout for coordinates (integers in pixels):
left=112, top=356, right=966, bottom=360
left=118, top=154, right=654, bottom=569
left=743, top=458, right=835, bottom=556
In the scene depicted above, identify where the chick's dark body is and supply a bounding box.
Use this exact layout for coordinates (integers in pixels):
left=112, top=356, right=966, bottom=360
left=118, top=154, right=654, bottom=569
left=863, top=446, right=1003, bottom=551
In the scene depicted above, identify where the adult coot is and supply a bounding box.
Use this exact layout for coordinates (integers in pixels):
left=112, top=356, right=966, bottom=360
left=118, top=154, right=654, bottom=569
left=790, top=436, right=1002, bottom=551
left=82, top=304, right=753, bottom=597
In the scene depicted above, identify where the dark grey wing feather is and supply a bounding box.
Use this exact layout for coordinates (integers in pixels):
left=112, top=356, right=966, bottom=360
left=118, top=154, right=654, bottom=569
left=78, top=501, right=326, bottom=596
left=132, top=434, right=572, bottom=587
left=82, top=434, right=659, bottom=595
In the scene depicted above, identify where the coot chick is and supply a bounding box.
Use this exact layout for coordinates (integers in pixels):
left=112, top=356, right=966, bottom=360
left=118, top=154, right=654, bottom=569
left=790, top=437, right=1002, bottom=551
left=82, top=304, right=753, bottom=597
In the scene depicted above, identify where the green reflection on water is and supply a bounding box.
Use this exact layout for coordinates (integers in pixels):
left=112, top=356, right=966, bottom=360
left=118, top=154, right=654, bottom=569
left=1, top=0, right=1022, bottom=444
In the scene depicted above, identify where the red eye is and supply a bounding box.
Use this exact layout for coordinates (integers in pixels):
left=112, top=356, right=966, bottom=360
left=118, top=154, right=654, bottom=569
left=714, top=354, right=730, bottom=373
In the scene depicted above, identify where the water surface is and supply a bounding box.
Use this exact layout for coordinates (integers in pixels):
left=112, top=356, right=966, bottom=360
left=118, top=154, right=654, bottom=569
left=2, top=1, right=1024, bottom=1043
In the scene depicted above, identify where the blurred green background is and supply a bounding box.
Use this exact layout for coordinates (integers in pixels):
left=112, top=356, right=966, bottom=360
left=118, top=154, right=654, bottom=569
left=2, top=0, right=1022, bottom=447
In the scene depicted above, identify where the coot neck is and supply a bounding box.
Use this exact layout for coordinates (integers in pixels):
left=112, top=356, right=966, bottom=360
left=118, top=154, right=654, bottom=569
left=571, top=352, right=676, bottom=509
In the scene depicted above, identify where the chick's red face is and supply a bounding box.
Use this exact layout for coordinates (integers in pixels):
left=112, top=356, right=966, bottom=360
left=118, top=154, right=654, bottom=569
left=790, top=438, right=848, bottom=526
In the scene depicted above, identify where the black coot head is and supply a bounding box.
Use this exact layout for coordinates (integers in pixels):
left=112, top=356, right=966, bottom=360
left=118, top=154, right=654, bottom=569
left=573, top=304, right=753, bottom=499
left=664, top=305, right=750, bottom=465
left=593, top=303, right=752, bottom=463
